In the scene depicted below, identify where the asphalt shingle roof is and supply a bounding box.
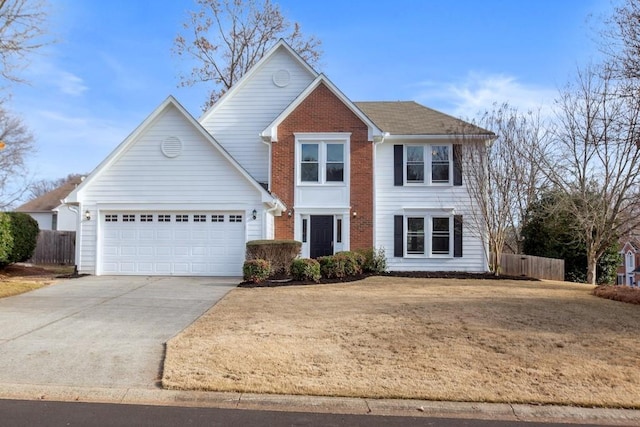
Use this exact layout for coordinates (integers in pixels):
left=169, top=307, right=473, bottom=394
left=354, top=101, right=493, bottom=136
left=15, top=176, right=83, bottom=212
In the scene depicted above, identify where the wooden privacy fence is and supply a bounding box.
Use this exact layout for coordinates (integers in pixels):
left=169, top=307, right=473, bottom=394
left=498, top=253, right=564, bottom=281
left=29, top=230, right=76, bottom=265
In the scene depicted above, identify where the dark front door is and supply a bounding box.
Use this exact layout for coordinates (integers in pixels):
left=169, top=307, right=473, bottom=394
left=310, top=215, right=334, bottom=258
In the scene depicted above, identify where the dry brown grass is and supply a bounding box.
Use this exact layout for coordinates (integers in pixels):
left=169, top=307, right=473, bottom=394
left=0, top=264, right=72, bottom=298
left=163, top=277, right=640, bottom=408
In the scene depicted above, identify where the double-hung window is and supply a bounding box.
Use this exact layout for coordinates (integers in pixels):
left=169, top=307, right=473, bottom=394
left=406, top=217, right=425, bottom=254
left=301, top=144, right=319, bottom=182
left=406, top=147, right=425, bottom=183
left=431, top=217, right=451, bottom=255
left=403, top=216, right=453, bottom=257
left=431, top=146, right=450, bottom=183
left=403, top=144, right=452, bottom=185
left=299, top=140, right=345, bottom=184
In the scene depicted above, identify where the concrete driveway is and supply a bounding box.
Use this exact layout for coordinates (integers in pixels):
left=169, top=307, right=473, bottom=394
left=0, top=276, right=237, bottom=389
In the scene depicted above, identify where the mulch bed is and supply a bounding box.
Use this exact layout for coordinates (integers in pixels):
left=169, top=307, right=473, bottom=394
left=0, top=264, right=56, bottom=278
left=239, top=271, right=538, bottom=288
left=593, top=285, right=640, bottom=305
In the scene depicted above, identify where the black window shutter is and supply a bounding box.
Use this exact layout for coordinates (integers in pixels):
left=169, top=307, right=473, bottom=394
left=394, top=145, right=403, bottom=186
left=454, top=215, right=463, bottom=257
left=453, top=144, right=463, bottom=186
left=394, top=215, right=403, bottom=257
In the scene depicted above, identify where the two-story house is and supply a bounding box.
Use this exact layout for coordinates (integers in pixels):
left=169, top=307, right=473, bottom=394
left=65, top=40, right=494, bottom=276
left=617, top=238, right=640, bottom=286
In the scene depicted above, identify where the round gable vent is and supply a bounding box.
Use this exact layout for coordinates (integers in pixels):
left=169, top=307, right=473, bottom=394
left=272, top=69, right=291, bottom=87
left=161, top=136, right=182, bottom=158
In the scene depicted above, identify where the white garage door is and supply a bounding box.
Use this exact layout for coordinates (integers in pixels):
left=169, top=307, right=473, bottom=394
left=100, top=212, right=245, bottom=276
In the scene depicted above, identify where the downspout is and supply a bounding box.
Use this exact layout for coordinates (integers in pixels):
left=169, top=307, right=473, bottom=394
left=260, top=135, right=272, bottom=191
left=265, top=202, right=280, bottom=240
left=371, top=133, right=388, bottom=249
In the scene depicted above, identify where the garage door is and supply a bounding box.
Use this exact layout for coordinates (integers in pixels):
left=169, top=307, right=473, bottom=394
left=100, top=212, right=245, bottom=276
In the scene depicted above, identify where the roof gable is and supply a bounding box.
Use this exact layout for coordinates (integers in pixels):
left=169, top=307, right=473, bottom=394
left=261, top=74, right=383, bottom=142
left=65, top=96, right=283, bottom=209
left=199, top=39, right=318, bottom=124
left=355, top=101, right=494, bottom=137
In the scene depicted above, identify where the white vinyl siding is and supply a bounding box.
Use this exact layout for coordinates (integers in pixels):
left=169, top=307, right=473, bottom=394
left=75, top=104, right=267, bottom=275
left=199, top=46, right=315, bottom=183
left=375, top=141, right=487, bottom=272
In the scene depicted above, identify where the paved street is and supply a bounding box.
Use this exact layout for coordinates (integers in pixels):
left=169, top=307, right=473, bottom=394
left=0, top=400, right=619, bottom=427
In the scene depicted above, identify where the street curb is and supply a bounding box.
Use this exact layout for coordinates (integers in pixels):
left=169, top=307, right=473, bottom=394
left=0, top=383, right=639, bottom=425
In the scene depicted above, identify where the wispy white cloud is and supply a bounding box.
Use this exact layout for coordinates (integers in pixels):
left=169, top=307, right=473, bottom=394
left=24, top=56, right=88, bottom=97
left=57, top=71, right=89, bottom=96
left=415, top=72, right=558, bottom=120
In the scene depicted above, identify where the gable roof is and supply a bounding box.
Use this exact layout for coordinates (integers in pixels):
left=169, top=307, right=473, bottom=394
left=65, top=96, right=285, bottom=210
left=355, top=101, right=494, bottom=137
left=261, top=74, right=383, bottom=142
left=199, top=39, right=319, bottom=123
left=16, top=176, right=83, bottom=213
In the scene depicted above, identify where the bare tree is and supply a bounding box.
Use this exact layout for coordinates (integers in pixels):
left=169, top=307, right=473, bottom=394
left=27, top=173, right=83, bottom=200
left=462, top=103, right=549, bottom=274
left=0, top=105, right=34, bottom=209
left=542, top=64, right=640, bottom=285
left=174, top=0, right=321, bottom=110
left=0, top=0, right=49, bottom=85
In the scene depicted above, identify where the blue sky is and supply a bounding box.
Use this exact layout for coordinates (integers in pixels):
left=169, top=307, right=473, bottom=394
left=9, top=0, right=612, bottom=195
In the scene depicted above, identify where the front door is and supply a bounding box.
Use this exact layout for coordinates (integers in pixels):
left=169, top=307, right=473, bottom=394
left=310, top=215, right=334, bottom=258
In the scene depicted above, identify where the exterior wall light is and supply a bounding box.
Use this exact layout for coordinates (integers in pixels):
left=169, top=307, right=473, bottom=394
left=352, top=211, right=357, bottom=217
left=252, top=209, right=257, bottom=220
left=84, top=210, right=91, bottom=221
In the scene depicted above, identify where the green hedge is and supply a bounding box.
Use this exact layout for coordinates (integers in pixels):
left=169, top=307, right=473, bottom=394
left=246, top=240, right=301, bottom=275
left=6, top=212, right=39, bottom=264
left=243, top=259, right=271, bottom=283
left=355, top=247, right=388, bottom=274
left=291, top=258, right=321, bottom=282
left=0, top=212, right=39, bottom=268
left=0, top=212, right=12, bottom=266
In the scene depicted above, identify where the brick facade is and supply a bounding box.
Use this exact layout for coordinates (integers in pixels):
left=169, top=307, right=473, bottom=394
left=271, top=83, right=373, bottom=250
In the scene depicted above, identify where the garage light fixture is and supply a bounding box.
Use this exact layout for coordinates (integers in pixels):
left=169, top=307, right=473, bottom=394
left=84, top=210, right=91, bottom=221
left=252, top=209, right=257, bottom=220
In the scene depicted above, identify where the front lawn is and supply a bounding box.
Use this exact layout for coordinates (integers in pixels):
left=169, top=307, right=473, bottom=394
left=162, top=277, right=640, bottom=408
left=0, top=264, right=73, bottom=298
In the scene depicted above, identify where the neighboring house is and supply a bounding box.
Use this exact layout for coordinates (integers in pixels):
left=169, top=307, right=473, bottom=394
left=15, top=177, right=83, bottom=231
left=617, top=238, right=640, bottom=286
left=64, top=40, right=494, bottom=276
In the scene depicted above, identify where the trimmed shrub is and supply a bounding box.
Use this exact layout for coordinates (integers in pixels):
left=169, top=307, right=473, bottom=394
left=355, top=247, right=388, bottom=274
left=246, top=240, right=301, bottom=276
left=318, top=255, right=346, bottom=279
left=6, top=212, right=39, bottom=264
left=0, top=212, right=13, bottom=267
left=334, top=251, right=363, bottom=276
left=291, top=258, right=321, bottom=282
left=243, top=259, right=271, bottom=283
